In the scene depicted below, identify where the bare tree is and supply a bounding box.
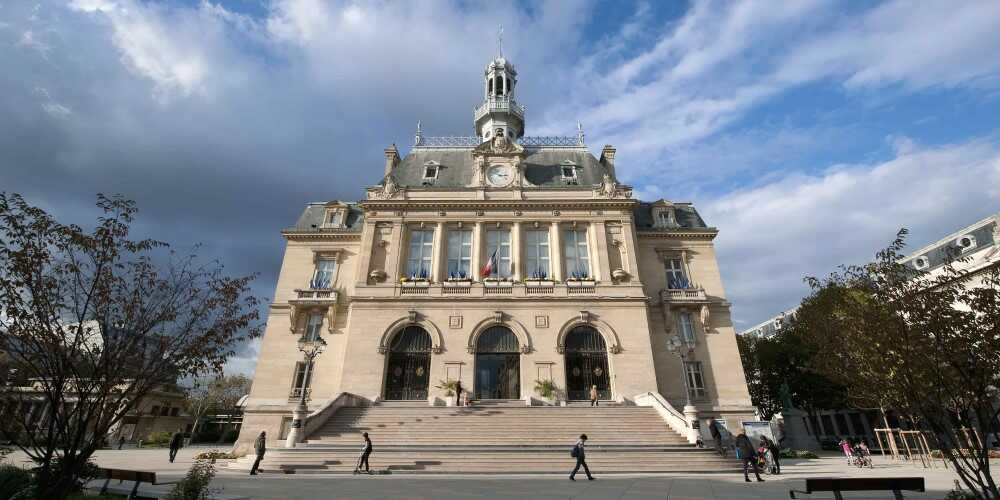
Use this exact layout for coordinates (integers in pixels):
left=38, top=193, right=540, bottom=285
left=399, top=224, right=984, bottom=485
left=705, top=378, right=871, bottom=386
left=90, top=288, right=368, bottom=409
left=0, top=194, right=261, bottom=500
left=182, top=374, right=251, bottom=443
left=797, top=230, right=1000, bottom=499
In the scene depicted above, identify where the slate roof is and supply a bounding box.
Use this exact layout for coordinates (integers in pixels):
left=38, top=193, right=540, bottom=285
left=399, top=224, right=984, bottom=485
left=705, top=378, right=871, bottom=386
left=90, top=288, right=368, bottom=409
left=286, top=202, right=364, bottom=233
left=633, top=202, right=710, bottom=230
left=390, top=146, right=606, bottom=188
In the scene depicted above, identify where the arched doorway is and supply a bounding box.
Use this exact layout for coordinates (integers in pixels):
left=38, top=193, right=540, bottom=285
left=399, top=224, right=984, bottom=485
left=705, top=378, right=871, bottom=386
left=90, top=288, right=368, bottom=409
left=564, top=326, right=611, bottom=401
left=383, top=326, right=432, bottom=400
left=474, top=326, right=520, bottom=399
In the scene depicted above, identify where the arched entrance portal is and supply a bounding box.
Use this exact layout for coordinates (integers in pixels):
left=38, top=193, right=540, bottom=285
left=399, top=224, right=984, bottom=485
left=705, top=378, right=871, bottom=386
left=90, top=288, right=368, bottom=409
left=564, top=326, right=611, bottom=401
left=474, top=326, right=520, bottom=400
left=384, top=326, right=432, bottom=400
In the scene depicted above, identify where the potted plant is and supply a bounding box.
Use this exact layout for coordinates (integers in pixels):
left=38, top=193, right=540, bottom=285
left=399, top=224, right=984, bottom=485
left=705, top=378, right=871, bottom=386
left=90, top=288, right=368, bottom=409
left=402, top=268, right=431, bottom=286
left=435, top=379, right=459, bottom=406
left=566, top=270, right=596, bottom=286
left=524, top=269, right=554, bottom=286
left=534, top=379, right=557, bottom=400
left=445, top=270, right=472, bottom=286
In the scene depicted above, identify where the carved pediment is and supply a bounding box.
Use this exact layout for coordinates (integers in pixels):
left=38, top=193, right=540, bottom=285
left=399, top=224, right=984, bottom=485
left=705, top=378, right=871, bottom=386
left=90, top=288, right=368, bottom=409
left=472, top=136, right=525, bottom=157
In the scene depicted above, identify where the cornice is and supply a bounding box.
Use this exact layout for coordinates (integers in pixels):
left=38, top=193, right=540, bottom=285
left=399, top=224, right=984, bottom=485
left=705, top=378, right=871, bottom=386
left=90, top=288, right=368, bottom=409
left=360, top=199, right=639, bottom=211
left=282, top=230, right=362, bottom=241
left=637, top=228, right=718, bottom=240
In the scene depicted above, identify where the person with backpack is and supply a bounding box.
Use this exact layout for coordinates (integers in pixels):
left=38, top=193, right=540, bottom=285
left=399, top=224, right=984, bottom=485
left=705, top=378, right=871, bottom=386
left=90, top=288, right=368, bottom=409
left=354, top=432, right=373, bottom=474
left=569, top=434, right=594, bottom=481
left=735, top=431, right=764, bottom=483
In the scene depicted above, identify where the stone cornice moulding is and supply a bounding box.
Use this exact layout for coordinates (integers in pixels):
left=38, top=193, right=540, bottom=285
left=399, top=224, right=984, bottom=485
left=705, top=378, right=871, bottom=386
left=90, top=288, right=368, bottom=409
left=638, top=229, right=718, bottom=240
left=360, top=199, right=638, bottom=211
left=282, top=231, right=363, bottom=242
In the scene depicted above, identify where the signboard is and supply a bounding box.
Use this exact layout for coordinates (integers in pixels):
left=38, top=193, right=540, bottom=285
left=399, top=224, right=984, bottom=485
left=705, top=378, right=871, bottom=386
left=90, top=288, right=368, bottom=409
left=741, top=420, right=776, bottom=447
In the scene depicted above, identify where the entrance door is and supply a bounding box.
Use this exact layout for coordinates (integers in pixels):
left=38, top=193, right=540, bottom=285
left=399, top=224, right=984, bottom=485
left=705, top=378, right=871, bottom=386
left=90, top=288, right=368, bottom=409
left=474, top=326, right=520, bottom=399
left=383, top=326, right=432, bottom=400
left=564, top=326, right=611, bottom=400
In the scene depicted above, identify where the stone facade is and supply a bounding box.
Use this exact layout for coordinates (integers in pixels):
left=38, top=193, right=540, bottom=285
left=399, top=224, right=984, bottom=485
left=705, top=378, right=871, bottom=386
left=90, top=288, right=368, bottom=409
left=236, top=54, right=755, bottom=453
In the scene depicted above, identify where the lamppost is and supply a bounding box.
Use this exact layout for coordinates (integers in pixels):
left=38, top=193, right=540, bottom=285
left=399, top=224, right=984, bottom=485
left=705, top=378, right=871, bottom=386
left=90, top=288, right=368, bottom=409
left=285, top=335, right=326, bottom=448
left=666, top=334, right=700, bottom=444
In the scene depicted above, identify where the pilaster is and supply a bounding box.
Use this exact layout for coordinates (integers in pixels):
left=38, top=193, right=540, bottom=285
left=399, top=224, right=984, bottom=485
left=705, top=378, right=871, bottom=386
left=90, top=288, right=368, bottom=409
left=472, top=221, right=484, bottom=281
left=433, top=222, right=446, bottom=282
left=592, top=221, right=610, bottom=282
left=550, top=221, right=563, bottom=282
left=511, top=221, right=523, bottom=281
left=386, top=221, right=404, bottom=282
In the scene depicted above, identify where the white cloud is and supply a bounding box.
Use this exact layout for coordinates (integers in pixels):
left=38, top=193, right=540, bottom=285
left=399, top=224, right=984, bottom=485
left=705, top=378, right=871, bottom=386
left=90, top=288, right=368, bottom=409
left=17, top=29, right=50, bottom=58
left=704, top=137, right=1000, bottom=326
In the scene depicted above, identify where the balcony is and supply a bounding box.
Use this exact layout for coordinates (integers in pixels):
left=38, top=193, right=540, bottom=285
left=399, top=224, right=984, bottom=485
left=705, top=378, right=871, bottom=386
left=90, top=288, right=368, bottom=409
left=660, top=287, right=709, bottom=304
left=288, top=288, right=339, bottom=307
left=474, top=96, right=525, bottom=122
left=289, top=387, right=311, bottom=401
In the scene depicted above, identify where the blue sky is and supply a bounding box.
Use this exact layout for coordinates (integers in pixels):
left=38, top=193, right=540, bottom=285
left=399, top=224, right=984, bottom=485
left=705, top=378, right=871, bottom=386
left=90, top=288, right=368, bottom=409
left=2, top=0, right=1000, bottom=374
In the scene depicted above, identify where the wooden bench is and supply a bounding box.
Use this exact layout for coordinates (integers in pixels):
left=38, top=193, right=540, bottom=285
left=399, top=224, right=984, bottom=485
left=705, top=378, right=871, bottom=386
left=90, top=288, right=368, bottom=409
left=95, top=468, right=177, bottom=500
left=87, top=468, right=249, bottom=500
left=790, top=477, right=925, bottom=500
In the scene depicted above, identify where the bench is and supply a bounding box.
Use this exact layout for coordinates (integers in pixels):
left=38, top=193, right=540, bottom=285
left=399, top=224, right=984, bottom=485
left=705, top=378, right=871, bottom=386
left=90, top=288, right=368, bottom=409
left=790, top=477, right=925, bottom=500
left=87, top=468, right=249, bottom=500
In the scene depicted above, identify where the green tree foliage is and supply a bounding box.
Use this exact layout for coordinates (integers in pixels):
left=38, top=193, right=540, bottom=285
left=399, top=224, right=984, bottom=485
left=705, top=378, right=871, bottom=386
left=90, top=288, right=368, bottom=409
left=0, top=194, right=262, bottom=500
left=795, top=230, right=1000, bottom=499
left=737, top=324, right=847, bottom=422
left=184, top=374, right=251, bottom=442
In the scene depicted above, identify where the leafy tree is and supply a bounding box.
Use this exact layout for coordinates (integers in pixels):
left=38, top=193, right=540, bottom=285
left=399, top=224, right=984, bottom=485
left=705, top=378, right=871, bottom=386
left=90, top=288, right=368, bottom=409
left=184, top=374, right=251, bottom=441
left=797, top=230, right=1000, bottom=499
left=0, top=194, right=262, bottom=500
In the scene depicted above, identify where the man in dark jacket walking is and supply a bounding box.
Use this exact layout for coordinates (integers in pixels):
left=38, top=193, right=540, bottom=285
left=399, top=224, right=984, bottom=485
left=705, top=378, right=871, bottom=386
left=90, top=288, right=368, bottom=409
left=249, top=431, right=267, bottom=475
left=735, top=431, right=763, bottom=482
left=569, top=434, right=594, bottom=481
left=168, top=429, right=184, bottom=463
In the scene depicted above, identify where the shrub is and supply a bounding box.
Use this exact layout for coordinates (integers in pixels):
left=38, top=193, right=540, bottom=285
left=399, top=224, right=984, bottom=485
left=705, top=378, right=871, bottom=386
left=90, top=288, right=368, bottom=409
left=533, top=379, right=557, bottom=399
left=194, top=451, right=238, bottom=461
left=0, top=464, right=33, bottom=500
left=779, top=449, right=819, bottom=459
left=165, top=459, right=216, bottom=500
left=435, top=379, right=458, bottom=396
left=145, top=431, right=173, bottom=447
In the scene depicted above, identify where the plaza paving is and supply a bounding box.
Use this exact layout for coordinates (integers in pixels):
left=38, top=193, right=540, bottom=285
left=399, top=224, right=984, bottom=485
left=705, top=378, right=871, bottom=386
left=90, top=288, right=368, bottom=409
left=3, top=446, right=974, bottom=499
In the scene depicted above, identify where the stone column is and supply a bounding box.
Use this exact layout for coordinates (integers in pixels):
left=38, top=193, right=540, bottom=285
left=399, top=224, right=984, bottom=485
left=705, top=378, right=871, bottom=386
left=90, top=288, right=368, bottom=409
left=591, top=221, right=610, bottom=282
left=472, top=221, right=484, bottom=281
left=621, top=216, right=641, bottom=278
left=549, top=221, right=563, bottom=282
left=511, top=222, right=522, bottom=281
left=356, top=220, right=376, bottom=285
left=433, top=222, right=446, bottom=282
left=386, top=221, right=404, bottom=282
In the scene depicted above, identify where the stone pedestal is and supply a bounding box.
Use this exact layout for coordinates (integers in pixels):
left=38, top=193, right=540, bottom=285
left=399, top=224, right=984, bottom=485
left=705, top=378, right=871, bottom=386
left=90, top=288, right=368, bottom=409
left=683, top=404, right=699, bottom=444
left=284, top=405, right=307, bottom=448
left=774, top=409, right=818, bottom=450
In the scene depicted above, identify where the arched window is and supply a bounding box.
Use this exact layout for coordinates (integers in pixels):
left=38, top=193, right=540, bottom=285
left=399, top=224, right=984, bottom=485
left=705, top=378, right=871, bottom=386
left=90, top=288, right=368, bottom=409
left=390, top=326, right=432, bottom=353
left=564, top=326, right=606, bottom=353
left=476, top=326, right=519, bottom=353
left=564, top=326, right=610, bottom=400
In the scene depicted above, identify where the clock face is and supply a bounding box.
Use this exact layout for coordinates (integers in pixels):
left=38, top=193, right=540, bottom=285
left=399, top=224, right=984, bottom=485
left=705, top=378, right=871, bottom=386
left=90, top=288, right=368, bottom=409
left=486, top=164, right=513, bottom=187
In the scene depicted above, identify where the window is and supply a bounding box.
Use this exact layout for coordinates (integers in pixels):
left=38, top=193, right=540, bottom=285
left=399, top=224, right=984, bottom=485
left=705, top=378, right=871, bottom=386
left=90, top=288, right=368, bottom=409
left=447, top=230, right=473, bottom=279
left=561, top=164, right=576, bottom=179
left=326, top=210, right=343, bottom=227
left=563, top=229, right=591, bottom=279
left=304, top=312, right=324, bottom=341
left=291, top=362, right=312, bottom=398
left=684, top=361, right=705, bottom=398
left=170, top=407, right=179, bottom=417
left=665, top=258, right=688, bottom=289
left=407, top=230, right=434, bottom=279
left=524, top=230, right=550, bottom=279
left=957, top=234, right=977, bottom=252
left=311, top=259, right=336, bottom=289
left=485, top=229, right=512, bottom=278
left=656, top=209, right=675, bottom=227
left=678, top=312, right=696, bottom=343
left=423, top=164, right=438, bottom=179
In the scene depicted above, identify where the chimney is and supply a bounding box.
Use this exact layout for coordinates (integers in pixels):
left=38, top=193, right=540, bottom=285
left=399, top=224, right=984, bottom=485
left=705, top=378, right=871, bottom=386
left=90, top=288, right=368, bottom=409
left=384, top=144, right=400, bottom=177
left=600, top=145, right=617, bottom=179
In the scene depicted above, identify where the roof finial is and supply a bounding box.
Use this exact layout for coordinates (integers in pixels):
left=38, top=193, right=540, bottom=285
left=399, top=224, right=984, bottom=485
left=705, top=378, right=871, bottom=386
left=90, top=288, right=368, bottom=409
left=414, top=121, right=422, bottom=146
left=498, top=24, right=503, bottom=58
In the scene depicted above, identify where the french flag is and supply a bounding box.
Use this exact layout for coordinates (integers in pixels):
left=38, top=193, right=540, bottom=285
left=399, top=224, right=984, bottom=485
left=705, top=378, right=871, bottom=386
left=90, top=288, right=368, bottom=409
left=481, top=248, right=499, bottom=277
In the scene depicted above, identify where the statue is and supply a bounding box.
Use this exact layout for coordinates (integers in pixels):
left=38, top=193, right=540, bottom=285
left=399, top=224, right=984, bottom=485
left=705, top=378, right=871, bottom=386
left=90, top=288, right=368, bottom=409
left=597, top=173, right=618, bottom=197
left=778, top=381, right=795, bottom=412
left=379, top=175, right=398, bottom=199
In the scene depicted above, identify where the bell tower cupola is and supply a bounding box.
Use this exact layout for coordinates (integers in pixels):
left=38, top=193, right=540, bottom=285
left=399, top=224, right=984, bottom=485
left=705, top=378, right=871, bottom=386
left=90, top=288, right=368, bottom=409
left=474, top=26, right=525, bottom=142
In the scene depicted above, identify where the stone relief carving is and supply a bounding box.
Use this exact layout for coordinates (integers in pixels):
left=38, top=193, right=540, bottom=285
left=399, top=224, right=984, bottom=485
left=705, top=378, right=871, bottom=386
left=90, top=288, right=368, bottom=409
left=375, top=175, right=400, bottom=199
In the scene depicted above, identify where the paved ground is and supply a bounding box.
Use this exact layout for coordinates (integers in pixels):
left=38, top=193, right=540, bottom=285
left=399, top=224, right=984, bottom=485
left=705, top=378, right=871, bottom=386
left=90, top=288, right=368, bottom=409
left=2, top=447, right=971, bottom=499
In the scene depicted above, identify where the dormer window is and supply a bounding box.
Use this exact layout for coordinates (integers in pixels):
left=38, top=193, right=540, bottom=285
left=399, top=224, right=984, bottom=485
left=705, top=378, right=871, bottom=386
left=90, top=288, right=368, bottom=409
left=323, top=208, right=346, bottom=229
left=423, top=162, right=439, bottom=180
left=913, top=256, right=930, bottom=270
left=654, top=207, right=677, bottom=228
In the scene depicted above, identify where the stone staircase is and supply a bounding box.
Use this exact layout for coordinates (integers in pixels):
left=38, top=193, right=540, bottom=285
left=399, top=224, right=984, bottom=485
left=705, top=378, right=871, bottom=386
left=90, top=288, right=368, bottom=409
left=230, top=404, right=740, bottom=474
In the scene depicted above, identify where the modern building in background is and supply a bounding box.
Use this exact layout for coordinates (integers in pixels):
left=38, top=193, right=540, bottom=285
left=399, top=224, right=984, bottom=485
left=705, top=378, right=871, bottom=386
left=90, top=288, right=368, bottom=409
left=235, top=51, right=755, bottom=456
left=739, top=212, right=1000, bottom=449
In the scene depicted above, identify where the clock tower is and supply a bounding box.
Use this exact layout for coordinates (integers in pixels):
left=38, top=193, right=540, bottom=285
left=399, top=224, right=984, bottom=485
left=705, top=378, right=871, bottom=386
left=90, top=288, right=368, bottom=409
left=474, top=45, right=524, bottom=143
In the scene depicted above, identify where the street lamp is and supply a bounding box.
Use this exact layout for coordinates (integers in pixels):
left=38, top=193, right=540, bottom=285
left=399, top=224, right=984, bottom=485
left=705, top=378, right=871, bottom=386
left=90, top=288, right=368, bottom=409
left=285, top=335, right=327, bottom=448
left=665, top=334, right=700, bottom=444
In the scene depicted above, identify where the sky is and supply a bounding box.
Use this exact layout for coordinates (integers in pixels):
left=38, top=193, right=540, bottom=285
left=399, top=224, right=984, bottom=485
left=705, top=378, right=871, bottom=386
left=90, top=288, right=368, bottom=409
left=2, top=0, right=1000, bottom=375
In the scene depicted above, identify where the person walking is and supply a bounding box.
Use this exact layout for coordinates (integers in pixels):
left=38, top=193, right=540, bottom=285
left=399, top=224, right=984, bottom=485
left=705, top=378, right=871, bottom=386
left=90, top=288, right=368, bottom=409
left=569, top=434, right=594, bottom=481
left=735, top=431, right=763, bottom=483
left=589, top=385, right=599, bottom=407
left=454, top=379, right=463, bottom=407
left=168, top=429, right=184, bottom=463
left=117, top=435, right=126, bottom=451
left=839, top=437, right=853, bottom=464
left=709, top=419, right=726, bottom=457
left=354, top=432, right=373, bottom=474
left=249, top=431, right=267, bottom=475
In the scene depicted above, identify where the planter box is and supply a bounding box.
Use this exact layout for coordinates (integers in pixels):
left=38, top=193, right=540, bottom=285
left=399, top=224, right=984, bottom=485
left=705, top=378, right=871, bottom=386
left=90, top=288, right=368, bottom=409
left=443, top=280, right=472, bottom=287
left=566, top=280, right=596, bottom=287
left=524, top=280, right=555, bottom=287
left=401, top=280, right=430, bottom=287
left=483, top=280, right=514, bottom=287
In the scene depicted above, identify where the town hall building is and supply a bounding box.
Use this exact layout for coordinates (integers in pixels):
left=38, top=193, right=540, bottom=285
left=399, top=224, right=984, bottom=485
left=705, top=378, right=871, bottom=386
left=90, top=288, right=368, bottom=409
left=235, top=51, right=755, bottom=460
